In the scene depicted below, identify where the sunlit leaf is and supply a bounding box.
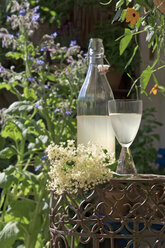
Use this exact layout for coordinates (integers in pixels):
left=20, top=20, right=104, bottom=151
left=0, top=83, right=11, bottom=90
left=24, top=87, right=37, bottom=100
left=140, top=65, right=152, bottom=90
left=120, top=9, right=126, bottom=22
left=119, top=28, right=133, bottom=55
left=1, top=121, right=22, bottom=141
left=5, top=101, right=34, bottom=114
left=116, top=0, right=124, bottom=9
left=0, top=147, right=16, bottom=159
left=6, top=52, right=23, bottom=60
left=0, top=222, right=20, bottom=248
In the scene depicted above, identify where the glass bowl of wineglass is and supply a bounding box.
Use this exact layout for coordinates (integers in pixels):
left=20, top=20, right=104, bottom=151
left=108, top=99, right=143, bottom=174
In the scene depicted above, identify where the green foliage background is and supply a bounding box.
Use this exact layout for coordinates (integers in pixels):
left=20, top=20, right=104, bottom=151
left=0, top=0, right=163, bottom=248
left=0, top=1, right=86, bottom=247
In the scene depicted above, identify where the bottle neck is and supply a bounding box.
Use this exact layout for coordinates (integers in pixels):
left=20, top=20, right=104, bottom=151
left=89, top=55, right=104, bottom=65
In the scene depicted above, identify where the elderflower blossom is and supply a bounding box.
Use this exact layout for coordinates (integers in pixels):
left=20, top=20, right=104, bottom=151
left=47, top=140, right=115, bottom=195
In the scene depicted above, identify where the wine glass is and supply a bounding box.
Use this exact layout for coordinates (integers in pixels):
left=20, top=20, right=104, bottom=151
left=108, top=99, right=143, bottom=174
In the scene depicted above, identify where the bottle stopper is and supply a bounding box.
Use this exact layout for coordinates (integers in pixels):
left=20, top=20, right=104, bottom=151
left=97, top=64, right=110, bottom=74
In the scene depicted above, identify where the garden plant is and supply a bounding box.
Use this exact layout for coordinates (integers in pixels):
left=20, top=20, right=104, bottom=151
left=0, top=0, right=86, bottom=247
left=103, top=0, right=165, bottom=95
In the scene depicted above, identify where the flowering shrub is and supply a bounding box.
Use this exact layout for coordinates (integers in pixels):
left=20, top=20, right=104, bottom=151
left=104, top=0, right=165, bottom=96
left=0, top=0, right=86, bottom=167
left=0, top=0, right=87, bottom=247
left=47, top=140, right=115, bottom=195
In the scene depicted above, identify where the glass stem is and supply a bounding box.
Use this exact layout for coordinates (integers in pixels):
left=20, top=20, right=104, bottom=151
left=117, top=146, right=137, bottom=174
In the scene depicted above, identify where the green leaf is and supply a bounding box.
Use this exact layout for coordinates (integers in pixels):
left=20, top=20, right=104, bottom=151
left=24, top=87, right=37, bottom=100
left=106, top=161, right=118, bottom=171
left=119, top=29, right=133, bottom=55
left=120, top=9, right=126, bottom=22
left=0, top=172, right=16, bottom=188
left=1, top=121, right=22, bottom=141
left=5, top=101, right=34, bottom=114
left=158, top=85, right=165, bottom=94
left=152, top=73, right=159, bottom=85
left=38, top=135, right=49, bottom=144
left=0, top=83, right=11, bottom=91
left=0, top=222, right=20, bottom=248
left=126, top=0, right=132, bottom=5
left=47, top=73, right=57, bottom=81
left=125, top=45, right=139, bottom=69
left=6, top=52, right=23, bottom=60
left=140, top=66, right=152, bottom=90
left=116, top=0, right=124, bottom=9
left=41, top=6, right=49, bottom=12
left=0, top=173, right=7, bottom=187
left=112, top=8, right=122, bottom=23
left=4, top=165, right=15, bottom=175
left=9, top=199, right=36, bottom=223
left=37, top=120, right=46, bottom=129
left=22, top=170, right=39, bottom=184
left=146, top=28, right=154, bottom=43
left=0, top=147, right=16, bottom=159
left=50, top=10, right=56, bottom=16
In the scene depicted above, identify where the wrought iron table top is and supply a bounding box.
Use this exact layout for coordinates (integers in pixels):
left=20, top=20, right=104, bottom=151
left=50, top=174, right=165, bottom=248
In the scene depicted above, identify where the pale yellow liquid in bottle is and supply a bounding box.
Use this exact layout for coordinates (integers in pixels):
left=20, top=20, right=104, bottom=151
left=77, top=115, right=115, bottom=158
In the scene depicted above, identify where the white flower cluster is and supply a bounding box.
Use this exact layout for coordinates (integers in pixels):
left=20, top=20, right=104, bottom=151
left=47, top=140, right=115, bottom=195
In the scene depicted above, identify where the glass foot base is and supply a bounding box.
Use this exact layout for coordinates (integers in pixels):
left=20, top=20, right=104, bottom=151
left=116, top=147, right=137, bottom=174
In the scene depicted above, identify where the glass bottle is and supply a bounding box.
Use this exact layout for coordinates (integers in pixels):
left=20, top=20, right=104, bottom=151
left=77, top=38, right=115, bottom=157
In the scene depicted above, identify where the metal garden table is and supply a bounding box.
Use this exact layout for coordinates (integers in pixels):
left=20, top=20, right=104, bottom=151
left=50, top=174, right=165, bottom=248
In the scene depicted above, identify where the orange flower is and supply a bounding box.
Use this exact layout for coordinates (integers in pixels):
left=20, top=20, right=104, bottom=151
left=150, top=84, right=158, bottom=95
left=126, top=8, right=140, bottom=26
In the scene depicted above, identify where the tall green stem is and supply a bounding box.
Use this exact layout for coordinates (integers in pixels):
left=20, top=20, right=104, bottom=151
left=25, top=187, right=45, bottom=248
left=42, top=108, right=55, bottom=141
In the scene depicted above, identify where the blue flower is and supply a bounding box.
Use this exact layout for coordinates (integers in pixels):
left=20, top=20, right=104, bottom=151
left=6, top=16, right=10, bottom=20
left=0, top=66, right=4, bottom=73
left=41, top=155, right=47, bottom=160
left=36, top=59, right=45, bottom=65
left=28, top=56, right=32, bottom=60
left=51, top=32, right=57, bottom=38
left=44, top=85, right=49, bottom=90
left=40, top=46, right=48, bottom=52
left=28, top=77, right=35, bottom=82
left=19, top=9, right=26, bottom=16
left=83, top=53, right=88, bottom=57
left=8, top=34, right=14, bottom=38
left=35, top=104, right=39, bottom=109
left=70, top=40, right=77, bottom=46
left=32, top=13, right=40, bottom=22
left=65, top=110, right=72, bottom=115
left=54, top=108, right=60, bottom=113
left=34, top=5, right=40, bottom=13
left=16, top=32, right=19, bottom=37
left=34, top=165, right=42, bottom=171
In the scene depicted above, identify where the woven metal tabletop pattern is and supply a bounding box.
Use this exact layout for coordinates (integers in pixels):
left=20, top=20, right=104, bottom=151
left=50, top=175, right=165, bottom=248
